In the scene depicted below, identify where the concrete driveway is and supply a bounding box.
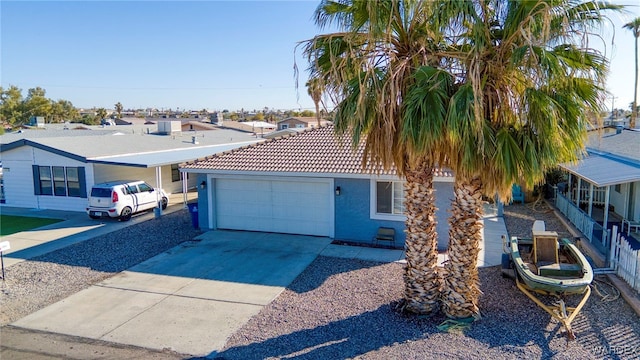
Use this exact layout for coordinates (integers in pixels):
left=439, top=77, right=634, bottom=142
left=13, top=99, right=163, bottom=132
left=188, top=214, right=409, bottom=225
left=12, top=231, right=333, bottom=358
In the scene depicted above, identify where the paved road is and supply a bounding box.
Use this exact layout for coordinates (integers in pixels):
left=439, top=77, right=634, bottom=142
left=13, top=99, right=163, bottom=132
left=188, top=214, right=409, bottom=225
left=1, top=326, right=189, bottom=360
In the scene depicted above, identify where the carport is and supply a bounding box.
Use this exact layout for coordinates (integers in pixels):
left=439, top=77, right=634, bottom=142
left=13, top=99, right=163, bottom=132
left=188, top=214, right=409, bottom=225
left=88, top=142, right=260, bottom=215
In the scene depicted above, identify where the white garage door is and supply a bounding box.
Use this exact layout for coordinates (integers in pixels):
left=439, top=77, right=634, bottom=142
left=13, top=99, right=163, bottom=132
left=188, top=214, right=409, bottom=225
left=216, top=178, right=333, bottom=237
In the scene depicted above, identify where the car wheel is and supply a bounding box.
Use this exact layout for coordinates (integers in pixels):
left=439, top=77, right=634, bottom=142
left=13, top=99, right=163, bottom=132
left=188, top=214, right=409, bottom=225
left=161, top=197, right=168, bottom=210
left=120, top=207, right=133, bottom=221
left=89, top=215, right=100, bottom=219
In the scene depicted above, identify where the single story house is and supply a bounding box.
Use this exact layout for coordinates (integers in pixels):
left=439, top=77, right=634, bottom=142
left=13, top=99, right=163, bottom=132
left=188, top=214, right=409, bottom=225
left=0, top=124, right=261, bottom=212
left=276, top=117, right=333, bottom=130
left=219, top=120, right=276, bottom=135
left=180, top=126, right=454, bottom=249
left=556, top=128, right=640, bottom=253
left=181, top=121, right=218, bottom=132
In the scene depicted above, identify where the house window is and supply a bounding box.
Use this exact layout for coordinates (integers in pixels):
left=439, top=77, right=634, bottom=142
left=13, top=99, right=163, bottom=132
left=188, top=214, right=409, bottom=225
left=281, top=124, right=289, bottom=129
left=66, top=167, right=81, bottom=197
left=172, top=164, right=180, bottom=182
left=614, top=184, right=621, bottom=193
left=53, top=166, right=67, bottom=196
left=371, top=180, right=406, bottom=220
left=171, top=164, right=188, bottom=182
left=39, top=166, right=53, bottom=195
left=33, top=165, right=86, bottom=198
left=295, top=124, right=305, bottom=128
left=377, top=181, right=405, bottom=214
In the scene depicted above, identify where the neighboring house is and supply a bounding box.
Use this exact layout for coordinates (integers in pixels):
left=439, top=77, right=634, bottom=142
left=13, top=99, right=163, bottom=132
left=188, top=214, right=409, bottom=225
left=262, top=128, right=302, bottom=139
left=180, top=126, right=454, bottom=249
left=277, top=117, right=332, bottom=130
left=210, top=112, right=224, bottom=126
left=28, top=116, right=45, bottom=128
left=0, top=125, right=262, bottom=212
left=220, top=121, right=276, bottom=136
left=112, top=118, right=133, bottom=126
left=181, top=121, right=218, bottom=132
left=556, top=128, right=640, bottom=254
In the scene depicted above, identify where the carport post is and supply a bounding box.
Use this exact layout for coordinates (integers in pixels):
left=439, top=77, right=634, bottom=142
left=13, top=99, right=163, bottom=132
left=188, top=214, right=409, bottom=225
left=181, top=170, right=188, bottom=208
left=155, top=166, right=162, bottom=218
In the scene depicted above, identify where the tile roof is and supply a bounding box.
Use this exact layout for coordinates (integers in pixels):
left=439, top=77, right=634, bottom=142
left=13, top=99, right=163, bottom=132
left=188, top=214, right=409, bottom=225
left=181, top=125, right=453, bottom=177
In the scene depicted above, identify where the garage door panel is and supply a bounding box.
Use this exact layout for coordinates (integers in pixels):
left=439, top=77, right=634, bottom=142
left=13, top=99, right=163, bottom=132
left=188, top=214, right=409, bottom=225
left=216, top=178, right=331, bottom=237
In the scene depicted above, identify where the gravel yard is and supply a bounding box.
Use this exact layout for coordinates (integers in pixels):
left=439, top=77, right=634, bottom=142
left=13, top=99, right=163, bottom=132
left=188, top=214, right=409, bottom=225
left=2, top=203, right=640, bottom=359
left=219, top=202, right=640, bottom=360
left=0, top=210, right=201, bottom=326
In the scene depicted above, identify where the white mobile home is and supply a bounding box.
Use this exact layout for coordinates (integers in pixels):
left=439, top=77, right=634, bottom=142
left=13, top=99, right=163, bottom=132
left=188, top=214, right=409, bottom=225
left=0, top=127, right=261, bottom=212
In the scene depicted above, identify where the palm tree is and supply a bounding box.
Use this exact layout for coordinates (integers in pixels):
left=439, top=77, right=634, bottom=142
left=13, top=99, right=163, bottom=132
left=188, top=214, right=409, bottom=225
left=304, top=0, right=620, bottom=320
left=419, top=0, right=620, bottom=319
left=624, top=17, right=640, bottom=129
left=306, top=77, right=323, bottom=128
left=96, top=108, right=107, bottom=122
left=303, top=0, right=447, bottom=314
left=115, top=102, right=123, bottom=119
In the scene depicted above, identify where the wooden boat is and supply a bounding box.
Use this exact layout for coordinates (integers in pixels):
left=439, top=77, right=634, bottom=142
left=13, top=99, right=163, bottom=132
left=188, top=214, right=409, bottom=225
left=502, top=221, right=593, bottom=339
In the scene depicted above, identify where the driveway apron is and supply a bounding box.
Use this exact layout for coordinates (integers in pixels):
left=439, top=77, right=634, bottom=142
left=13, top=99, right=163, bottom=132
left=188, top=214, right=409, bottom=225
left=11, top=230, right=332, bottom=357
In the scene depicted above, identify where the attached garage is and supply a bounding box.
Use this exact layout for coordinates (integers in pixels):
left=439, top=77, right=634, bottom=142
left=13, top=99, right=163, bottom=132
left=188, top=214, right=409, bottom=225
left=215, top=177, right=334, bottom=237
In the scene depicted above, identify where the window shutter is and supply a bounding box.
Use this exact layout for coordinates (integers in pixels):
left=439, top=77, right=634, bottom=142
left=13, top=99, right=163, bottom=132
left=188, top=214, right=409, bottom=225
left=78, top=167, right=87, bottom=198
left=32, top=165, right=42, bottom=195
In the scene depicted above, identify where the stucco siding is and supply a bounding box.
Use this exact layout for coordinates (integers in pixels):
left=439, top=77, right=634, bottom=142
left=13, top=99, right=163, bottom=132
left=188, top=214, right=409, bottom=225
left=197, top=174, right=211, bottom=230
left=334, top=178, right=453, bottom=249
left=334, top=178, right=406, bottom=247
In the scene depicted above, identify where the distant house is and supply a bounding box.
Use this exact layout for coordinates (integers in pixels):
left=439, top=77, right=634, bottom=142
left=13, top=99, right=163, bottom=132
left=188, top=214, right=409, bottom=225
left=180, top=126, right=454, bottom=249
left=211, top=112, right=224, bottom=126
left=112, top=118, right=133, bottom=126
left=28, top=116, right=45, bottom=128
left=181, top=121, right=218, bottom=132
left=220, top=121, right=276, bottom=135
left=0, top=126, right=261, bottom=212
left=277, top=117, right=332, bottom=130
left=555, top=128, right=640, bottom=254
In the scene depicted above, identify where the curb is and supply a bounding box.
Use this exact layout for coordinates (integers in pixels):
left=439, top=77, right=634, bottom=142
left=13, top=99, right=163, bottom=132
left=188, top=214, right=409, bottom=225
left=606, top=274, right=640, bottom=318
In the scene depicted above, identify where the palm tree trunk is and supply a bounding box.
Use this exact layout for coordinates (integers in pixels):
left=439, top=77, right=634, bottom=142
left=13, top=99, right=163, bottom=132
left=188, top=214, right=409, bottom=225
left=402, top=160, right=440, bottom=314
left=315, top=101, right=321, bottom=128
left=632, top=33, right=638, bottom=130
left=441, top=176, right=484, bottom=319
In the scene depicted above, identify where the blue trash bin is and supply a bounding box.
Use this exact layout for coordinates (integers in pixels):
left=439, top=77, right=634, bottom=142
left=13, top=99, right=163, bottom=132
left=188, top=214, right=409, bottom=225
left=187, top=203, right=199, bottom=229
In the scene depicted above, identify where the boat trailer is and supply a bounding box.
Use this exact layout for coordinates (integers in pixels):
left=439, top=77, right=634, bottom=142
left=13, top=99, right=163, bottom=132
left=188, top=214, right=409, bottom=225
left=514, top=276, right=591, bottom=340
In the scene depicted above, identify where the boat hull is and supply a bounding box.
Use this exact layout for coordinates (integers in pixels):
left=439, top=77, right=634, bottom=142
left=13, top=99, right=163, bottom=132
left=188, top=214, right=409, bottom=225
left=508, top=237, right=593, bottom=295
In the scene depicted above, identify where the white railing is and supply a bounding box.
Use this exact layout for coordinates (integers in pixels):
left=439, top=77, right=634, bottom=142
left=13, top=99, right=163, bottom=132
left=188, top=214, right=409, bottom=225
left=571, top=187, right=607, bottom=206
left=556, top=193, right=599, bottom=245
left=610, top=227, right=640, bottom=294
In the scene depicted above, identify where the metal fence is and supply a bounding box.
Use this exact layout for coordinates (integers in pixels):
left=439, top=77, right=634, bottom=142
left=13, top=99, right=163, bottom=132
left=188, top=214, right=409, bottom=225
left=555, top=192, right=609, bottom=257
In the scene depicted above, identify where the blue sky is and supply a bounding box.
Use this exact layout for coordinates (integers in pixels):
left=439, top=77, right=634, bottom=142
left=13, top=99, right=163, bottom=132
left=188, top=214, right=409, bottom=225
left=1, top=1, right=639, bottom=113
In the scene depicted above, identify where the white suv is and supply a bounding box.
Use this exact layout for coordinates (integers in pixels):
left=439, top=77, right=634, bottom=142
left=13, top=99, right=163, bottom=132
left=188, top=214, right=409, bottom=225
left=86, top=180, right=168, bottom=221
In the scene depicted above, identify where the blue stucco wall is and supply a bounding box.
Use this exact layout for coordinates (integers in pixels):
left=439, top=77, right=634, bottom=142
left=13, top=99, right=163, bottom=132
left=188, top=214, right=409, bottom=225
left=334, top=178, right=406, bottom=248
left=196, top=174, right=454, bottom=249
left=194, top=174, right=210, bottom=230
left=334, top=177, right=453, bottom=250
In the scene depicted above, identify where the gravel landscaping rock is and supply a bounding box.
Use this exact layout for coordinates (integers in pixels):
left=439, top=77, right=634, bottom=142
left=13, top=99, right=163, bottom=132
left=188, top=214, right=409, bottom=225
left=2, top=202, right=640, bottom=360
left=0, top=210, right=201, bottom=326
left=218, top=202, right=640, bottom=360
